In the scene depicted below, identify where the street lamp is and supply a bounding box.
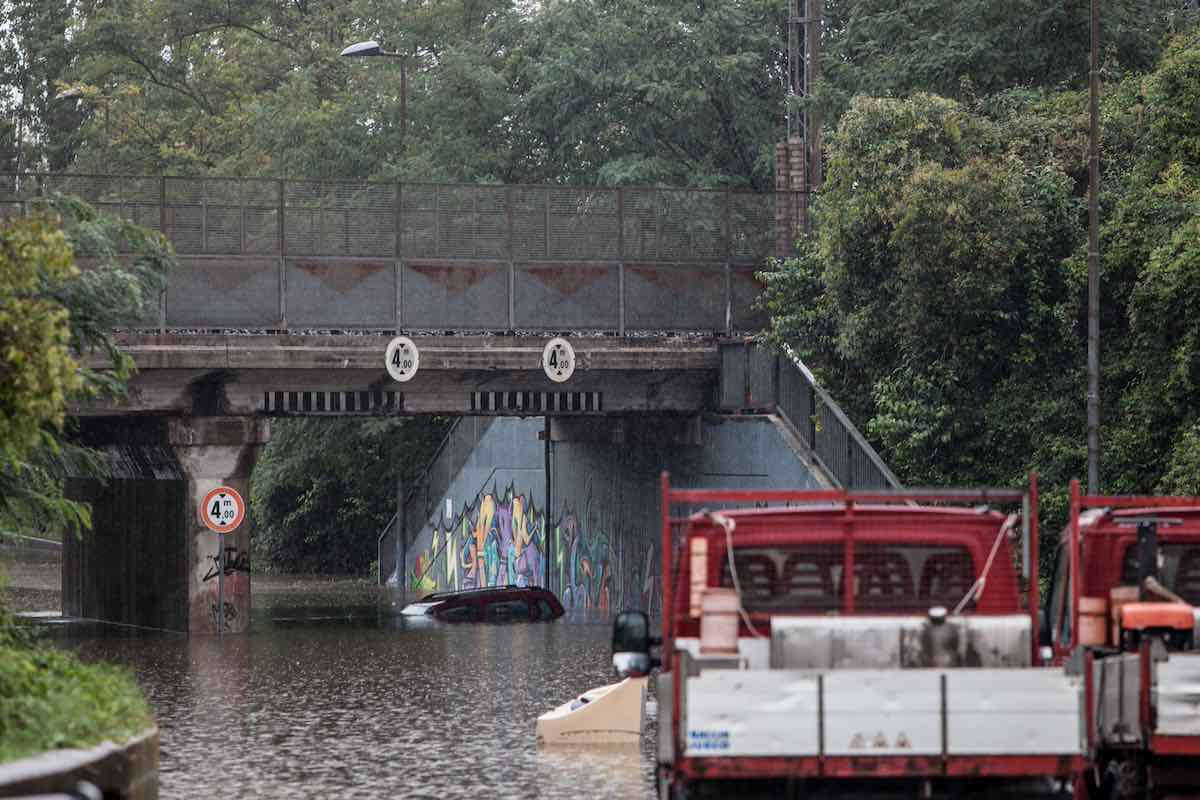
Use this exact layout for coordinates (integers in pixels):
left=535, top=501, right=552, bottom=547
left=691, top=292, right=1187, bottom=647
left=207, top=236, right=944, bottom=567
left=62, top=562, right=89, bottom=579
left=340, top=39, right=408, bottom=141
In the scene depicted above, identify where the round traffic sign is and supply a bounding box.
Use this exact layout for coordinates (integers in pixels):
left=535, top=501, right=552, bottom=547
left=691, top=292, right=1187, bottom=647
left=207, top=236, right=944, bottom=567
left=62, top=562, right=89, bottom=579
left=542, top=337, right=576, bottom=383
left=385, top=336, right=420, bottom=383
left=201, top=487, right=245, bottom=533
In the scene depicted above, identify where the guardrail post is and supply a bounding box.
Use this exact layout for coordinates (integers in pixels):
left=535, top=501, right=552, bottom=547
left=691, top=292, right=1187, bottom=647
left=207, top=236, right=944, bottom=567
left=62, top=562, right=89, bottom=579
left=159, top=176, right=167, bottom=333
left=724, top=262, right=732, bottom=336
left=396, top=182, right=403, bottom=332
left=808, top=384, right=817, bottom=448
left=277, top=180, right=287, bottom=330
left=507, top=186, right=515, bottom=331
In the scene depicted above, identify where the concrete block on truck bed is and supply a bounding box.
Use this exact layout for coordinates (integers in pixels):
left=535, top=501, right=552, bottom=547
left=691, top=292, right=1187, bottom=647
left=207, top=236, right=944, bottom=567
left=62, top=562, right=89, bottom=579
left=684, top=670, right=820, bottom=757
left=946, top=669, right=1084, bottom=755
left=1156, top=653, right=1200, bottom=737
left=823, top=670, right=942, bottom=756
left=771, top=616, right=921, bottom=669
left=771, top=615, right=1032, bottom=670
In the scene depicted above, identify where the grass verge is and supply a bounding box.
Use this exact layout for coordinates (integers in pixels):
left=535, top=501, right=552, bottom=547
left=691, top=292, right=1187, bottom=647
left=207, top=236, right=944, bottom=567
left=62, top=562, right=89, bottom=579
left=0, top=579, right=152, bottom=765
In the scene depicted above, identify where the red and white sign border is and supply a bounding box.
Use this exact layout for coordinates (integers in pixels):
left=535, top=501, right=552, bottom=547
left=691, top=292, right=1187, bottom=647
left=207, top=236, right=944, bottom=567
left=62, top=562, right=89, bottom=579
left=200, top=486, right=246, bottom=534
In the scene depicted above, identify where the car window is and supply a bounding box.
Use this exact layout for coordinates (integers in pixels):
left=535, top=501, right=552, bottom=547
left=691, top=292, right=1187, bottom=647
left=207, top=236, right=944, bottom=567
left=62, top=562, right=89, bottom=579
left=441, top=604, right=479, bottom=622
left=486, top=599, right=531, bottom=621
left=537, top=599, right=554, bottom=619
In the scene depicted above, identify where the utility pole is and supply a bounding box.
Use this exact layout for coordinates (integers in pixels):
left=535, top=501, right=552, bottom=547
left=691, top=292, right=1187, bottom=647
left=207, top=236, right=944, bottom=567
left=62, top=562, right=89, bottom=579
left=1087, top=0, right=1101, bottom=494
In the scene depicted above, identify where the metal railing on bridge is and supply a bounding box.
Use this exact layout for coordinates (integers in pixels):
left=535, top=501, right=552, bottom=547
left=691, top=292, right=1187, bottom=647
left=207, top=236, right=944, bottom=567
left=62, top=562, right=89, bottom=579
left=0, top=173, right=805, bottom=334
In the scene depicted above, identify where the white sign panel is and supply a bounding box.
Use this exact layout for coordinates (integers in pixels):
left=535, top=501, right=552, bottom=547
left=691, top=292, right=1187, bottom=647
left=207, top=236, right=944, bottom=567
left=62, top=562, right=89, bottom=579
left=542, top=337, right=576, bottom=383
left=385, top=336, right=420, bottom=383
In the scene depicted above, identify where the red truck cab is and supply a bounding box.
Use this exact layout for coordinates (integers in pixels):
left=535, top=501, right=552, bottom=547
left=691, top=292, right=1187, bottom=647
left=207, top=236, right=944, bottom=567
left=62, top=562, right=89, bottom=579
left=1045, top=482, right=1200, bottom=798
left=617, top=474, right=1085, bottom=799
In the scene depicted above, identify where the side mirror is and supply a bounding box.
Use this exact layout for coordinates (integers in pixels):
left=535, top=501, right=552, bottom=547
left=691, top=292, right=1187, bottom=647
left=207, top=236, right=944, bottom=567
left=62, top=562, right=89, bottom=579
left=612, top=610, right=660, bottom=678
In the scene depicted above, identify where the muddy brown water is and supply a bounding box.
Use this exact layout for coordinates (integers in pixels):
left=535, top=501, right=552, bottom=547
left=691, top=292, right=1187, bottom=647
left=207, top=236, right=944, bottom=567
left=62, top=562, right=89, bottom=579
left=4, top=561, right=656, bottom=799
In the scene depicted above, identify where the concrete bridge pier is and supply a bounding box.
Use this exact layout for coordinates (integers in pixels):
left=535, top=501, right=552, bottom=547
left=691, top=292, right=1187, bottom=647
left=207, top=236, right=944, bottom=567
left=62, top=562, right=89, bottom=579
left=64, top=416, right=268, bottom=634
left=169, top=417, right=269, bottom=634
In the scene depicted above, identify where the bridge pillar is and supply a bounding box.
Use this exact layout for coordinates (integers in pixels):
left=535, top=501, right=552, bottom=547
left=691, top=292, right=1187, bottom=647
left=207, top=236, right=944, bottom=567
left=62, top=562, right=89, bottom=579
left=168, top=417, right=269, bottom=634
left=64, top=416, right=268, bottom=634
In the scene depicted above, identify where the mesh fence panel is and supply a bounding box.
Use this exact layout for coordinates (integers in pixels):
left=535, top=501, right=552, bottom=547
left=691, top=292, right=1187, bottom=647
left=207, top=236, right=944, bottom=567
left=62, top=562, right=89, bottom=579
left=2, top=175, right=799, bottom=266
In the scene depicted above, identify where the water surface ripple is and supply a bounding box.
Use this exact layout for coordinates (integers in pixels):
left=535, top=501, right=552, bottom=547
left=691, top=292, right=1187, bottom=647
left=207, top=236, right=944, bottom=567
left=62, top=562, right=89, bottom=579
left=69, top=606, right=656, bottom=799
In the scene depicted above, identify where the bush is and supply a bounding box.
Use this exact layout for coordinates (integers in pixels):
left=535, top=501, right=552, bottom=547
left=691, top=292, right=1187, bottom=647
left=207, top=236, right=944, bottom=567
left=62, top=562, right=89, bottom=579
left=0, top=580, right=152, bottom=764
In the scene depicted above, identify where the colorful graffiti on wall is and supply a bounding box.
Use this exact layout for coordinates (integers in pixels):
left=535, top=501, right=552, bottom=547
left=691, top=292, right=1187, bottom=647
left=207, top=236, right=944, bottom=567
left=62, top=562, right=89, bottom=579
left=410, top=485, right=547, bottom=593
left=409, top=482, right=659, bottom=615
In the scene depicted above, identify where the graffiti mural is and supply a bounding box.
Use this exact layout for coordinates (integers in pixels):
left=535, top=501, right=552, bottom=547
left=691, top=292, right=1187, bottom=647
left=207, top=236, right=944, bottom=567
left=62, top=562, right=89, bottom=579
left=553, top=489, right=658, bottom=615
left=410, top=485, right=547, bottom=593
left=408, top=479, right=659, bottom=615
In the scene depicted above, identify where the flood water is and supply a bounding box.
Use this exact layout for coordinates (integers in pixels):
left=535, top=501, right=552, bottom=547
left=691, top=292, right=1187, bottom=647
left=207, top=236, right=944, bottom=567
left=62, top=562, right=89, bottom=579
left=30, top=576, right=657, bottom=799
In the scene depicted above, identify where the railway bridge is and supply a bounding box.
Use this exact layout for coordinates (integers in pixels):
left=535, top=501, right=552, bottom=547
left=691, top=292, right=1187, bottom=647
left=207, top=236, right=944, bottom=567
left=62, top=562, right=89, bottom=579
left=1, top=173, right=896, bottom=634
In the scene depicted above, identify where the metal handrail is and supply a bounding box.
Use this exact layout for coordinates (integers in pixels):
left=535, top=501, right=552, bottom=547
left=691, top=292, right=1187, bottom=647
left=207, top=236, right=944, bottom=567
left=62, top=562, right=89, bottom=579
left=780, top=344, right=901, bottom=489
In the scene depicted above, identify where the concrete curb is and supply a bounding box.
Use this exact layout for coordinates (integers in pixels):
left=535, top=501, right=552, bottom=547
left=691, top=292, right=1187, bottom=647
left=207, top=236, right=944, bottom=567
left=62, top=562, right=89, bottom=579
left=0, top=727, right=158, bottom=799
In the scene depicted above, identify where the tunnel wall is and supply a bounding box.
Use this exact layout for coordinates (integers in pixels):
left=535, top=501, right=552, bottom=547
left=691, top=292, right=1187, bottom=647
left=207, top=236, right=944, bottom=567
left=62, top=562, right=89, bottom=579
left=403, top=417, right=547, bottom=593
left=402, top=414, right=823, bottom=612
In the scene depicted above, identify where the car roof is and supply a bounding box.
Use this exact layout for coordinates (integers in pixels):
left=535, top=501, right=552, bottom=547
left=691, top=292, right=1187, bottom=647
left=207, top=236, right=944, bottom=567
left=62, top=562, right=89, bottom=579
left=421, top=585, right=547, bottom=602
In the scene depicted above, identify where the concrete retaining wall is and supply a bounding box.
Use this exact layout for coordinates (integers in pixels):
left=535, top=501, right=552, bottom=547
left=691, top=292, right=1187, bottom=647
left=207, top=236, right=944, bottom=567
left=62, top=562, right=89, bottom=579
left=402, top=414, right=824, bottom=612
left=0, top=728, right=158, bottom=799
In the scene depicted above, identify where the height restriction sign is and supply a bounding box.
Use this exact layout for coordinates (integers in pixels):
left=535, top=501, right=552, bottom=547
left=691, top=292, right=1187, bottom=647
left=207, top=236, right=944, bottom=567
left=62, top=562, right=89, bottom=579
left=201, top=487, right=245, bottom=533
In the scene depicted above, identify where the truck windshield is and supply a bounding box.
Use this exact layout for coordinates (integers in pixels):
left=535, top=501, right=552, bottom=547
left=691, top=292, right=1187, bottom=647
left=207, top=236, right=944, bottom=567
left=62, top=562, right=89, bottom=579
left=720, top=543, right=979, bottom=613
left=1120, top=543, right=1200, bottom=604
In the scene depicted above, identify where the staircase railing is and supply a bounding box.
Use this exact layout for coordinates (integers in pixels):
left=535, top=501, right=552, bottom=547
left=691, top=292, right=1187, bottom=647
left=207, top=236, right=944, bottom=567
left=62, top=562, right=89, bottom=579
left=719, top=341, right=900, bottom=489
left=376, top=417, right=497, bottom=585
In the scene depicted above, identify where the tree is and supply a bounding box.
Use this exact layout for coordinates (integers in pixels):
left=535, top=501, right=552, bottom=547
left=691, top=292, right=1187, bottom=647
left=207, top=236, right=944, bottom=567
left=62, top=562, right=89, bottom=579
left=813, top=0, right=1181, bottom=123
left=0, top=194, right=172, bottom=534
left=250, top=416, right=448, bottom=575
left=760, top=93, right=1084, bottom=491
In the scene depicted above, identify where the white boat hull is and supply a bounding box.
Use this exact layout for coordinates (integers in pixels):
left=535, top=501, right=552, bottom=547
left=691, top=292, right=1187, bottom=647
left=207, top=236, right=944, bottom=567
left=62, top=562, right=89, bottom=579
left=535, top=676, right=648, bottom=746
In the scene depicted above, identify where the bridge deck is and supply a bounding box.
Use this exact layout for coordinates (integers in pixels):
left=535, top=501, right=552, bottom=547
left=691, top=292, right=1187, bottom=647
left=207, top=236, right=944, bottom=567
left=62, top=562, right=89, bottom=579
left=79, top=334, right=721, bottom=416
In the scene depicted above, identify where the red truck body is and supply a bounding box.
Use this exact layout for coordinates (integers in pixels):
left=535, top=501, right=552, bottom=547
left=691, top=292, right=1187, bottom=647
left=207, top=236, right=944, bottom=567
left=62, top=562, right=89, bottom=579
left=1047, top=482, right=1200, bottom=797
left=653, top=474, right=1085, bottom=798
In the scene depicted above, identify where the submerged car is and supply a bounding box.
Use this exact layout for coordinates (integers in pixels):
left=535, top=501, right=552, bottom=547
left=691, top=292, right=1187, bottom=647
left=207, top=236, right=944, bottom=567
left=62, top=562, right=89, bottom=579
left=400, top=585, right=564, bottom=622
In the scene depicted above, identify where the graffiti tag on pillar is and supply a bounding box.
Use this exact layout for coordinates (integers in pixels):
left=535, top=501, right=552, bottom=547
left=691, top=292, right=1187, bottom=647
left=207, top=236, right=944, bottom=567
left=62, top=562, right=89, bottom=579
left=203, top=546, right=251, bottom=582
left=200, top=486, right=246, bottom=533
left=210, top=601, right=238, bottom=631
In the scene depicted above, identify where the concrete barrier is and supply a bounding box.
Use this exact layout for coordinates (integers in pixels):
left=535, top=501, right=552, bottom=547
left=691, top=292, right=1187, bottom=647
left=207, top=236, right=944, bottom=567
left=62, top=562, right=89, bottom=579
left=0, top=727, right=158, bottom=799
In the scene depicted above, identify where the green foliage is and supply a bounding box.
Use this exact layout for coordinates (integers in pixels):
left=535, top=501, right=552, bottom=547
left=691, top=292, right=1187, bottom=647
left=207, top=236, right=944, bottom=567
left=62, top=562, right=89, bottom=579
left=250, top=416, right=449, bottom=575
left=0, top=195, right=172, bottom=536
left=815, top=0, right=1182, bottom=123
left=0, top=638, right=153, bottom=763
left=1, top=569, right=153, bottom=764
left=0, top=213, right=79, bottom=457
left=762, top=26, right=1200, bottom=539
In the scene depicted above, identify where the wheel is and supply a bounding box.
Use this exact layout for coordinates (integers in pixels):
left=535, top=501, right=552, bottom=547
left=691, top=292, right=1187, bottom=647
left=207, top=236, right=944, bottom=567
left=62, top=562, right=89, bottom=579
left=656, top=765, right=689, bottom=800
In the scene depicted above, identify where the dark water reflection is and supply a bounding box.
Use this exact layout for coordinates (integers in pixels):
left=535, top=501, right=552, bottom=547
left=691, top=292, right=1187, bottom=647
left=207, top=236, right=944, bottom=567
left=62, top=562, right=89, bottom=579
left=66, top=601, right=656, bottom=799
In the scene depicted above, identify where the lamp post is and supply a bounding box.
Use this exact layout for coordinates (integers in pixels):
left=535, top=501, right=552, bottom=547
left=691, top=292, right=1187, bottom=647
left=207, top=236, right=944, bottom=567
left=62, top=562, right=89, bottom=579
left=340, top=40, right=408, bottom=141
left=1087, top=0, right=1101, bottom=494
